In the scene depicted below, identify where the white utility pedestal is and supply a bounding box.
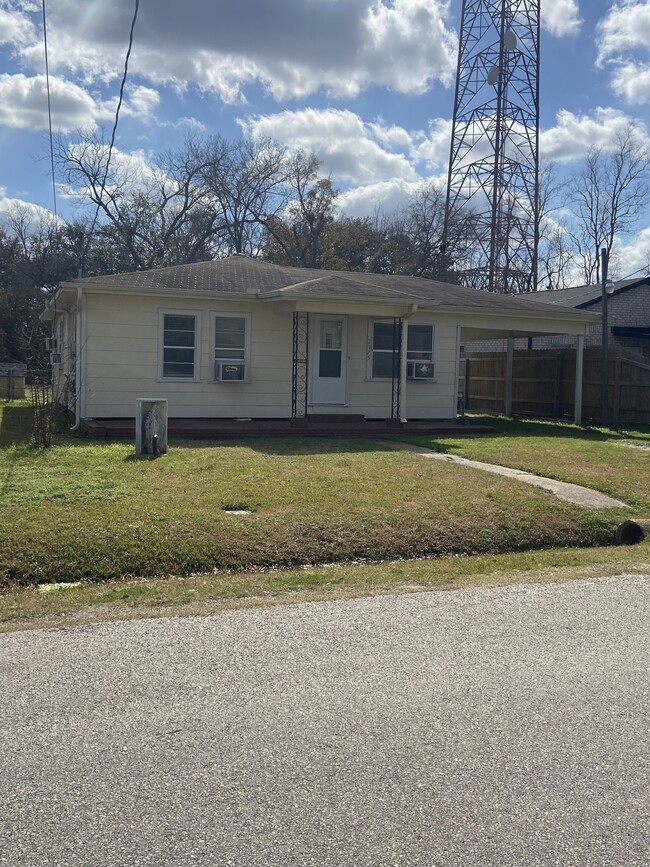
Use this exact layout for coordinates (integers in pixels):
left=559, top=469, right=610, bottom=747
left=135, top=398, right=168, bottom=456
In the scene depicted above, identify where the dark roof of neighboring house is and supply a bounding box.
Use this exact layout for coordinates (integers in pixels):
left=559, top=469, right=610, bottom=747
left=62, top=255, right=595, bottom=318
left=518, top=277, right=649, bottom=309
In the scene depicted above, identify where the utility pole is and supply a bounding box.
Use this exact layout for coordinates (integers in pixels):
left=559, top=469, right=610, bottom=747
left=601, top=247, right=610, bottom=424
left=443, top=0, right=540, bottom=293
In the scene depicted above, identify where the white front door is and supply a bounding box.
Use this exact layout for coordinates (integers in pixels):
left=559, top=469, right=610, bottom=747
left=310, top=315, right=348, bottom=405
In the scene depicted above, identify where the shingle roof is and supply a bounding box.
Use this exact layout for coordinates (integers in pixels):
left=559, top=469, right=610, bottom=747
left=519, top=278, right=648, bottom=308
left=67, top=255, right=592, bottom=317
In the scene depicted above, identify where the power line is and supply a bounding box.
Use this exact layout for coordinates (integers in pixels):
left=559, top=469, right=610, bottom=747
left=101, top=0, right=140, bottom=199
left=619, top=264, right=650, bottom=281
left=82, top=0, right=140, bottom=274
left=42, top=0, right=58, bottom=221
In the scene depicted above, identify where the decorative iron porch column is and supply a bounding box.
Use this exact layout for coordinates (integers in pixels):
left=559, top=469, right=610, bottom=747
left=390, top=317, right=403, bottom=420
left=291, top=312, right=309, bottom=418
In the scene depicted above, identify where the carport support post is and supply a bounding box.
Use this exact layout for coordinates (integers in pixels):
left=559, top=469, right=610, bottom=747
left=574, top=335, right=584, bottom=426
left=504, top=335, right=514, bottom=416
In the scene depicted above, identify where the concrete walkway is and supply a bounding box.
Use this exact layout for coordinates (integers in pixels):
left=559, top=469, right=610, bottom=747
left=383, top=441, right=629, bottom=509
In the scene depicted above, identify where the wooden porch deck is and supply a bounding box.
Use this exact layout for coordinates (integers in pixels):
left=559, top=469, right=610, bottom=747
left=81, top=415, right=492, bottom=440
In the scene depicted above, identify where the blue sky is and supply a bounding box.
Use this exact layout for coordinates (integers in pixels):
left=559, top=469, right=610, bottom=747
left=2, top=1, right=650, bottom=275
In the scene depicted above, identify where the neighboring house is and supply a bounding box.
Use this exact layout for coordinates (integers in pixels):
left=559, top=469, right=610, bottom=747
left=43, top=255, right=599, bottom=430
left=465, top=277, right=650, bottom=358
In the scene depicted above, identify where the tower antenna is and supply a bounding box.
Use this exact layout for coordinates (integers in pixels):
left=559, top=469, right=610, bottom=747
left=443, top=0, right=540, bottom=293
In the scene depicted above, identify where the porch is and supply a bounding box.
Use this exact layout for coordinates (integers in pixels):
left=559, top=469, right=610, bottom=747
left=80, top=414, right=491, bottom=440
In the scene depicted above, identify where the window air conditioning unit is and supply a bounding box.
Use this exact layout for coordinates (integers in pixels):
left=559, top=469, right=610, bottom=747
left=45, top=337, right=58, bottom=351
left=50, top=352, right=63, bottom=365
left=406, top=361, right=434, bottom=380
left=215, top=361, right=246, bottom=381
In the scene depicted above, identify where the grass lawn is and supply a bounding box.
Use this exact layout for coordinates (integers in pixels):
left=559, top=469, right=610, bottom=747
left=399, top=415, right=650, bottom=512
left=1, top=401, right=648, bottom=598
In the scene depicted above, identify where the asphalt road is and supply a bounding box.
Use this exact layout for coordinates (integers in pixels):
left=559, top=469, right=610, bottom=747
left=1, top=575, right=649, bottom=867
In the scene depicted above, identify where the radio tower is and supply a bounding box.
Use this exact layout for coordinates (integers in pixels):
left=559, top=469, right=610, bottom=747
left=443, top=0, right=540, bottom=293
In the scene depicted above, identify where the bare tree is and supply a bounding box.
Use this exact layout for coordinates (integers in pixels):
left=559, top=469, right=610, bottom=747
left=405, top=182, right=475, bottom=282
left=54, top=131, right=221, bottom=270
left=263, top=152, right=340, bottom=268
left=198, top=136, right=289, bottom=255
left=566, top=126, right=650, bottom=284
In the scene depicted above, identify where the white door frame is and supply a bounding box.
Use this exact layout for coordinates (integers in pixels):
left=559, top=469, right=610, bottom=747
left=309, top=314, right=349, bottom=406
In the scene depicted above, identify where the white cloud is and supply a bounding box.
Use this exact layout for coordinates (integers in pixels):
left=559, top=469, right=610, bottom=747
left=542, top=0, right=582, bottom=37
left=597, top=2, right=650, bottom=61
left=13, top=0, right=457, bottom=103
left=597, top=2, right=650, bottom=104
left=608, top=226, right=650, bottom=278
left=338, top=179, right=423, bottom=218
left=0, top=3, right=36, bottom=47
left=241, top=107, right=456, bottom=216
left=610, top=62, right=650, bottom=103
left=541, top=108, right=650, bottom=162
left=122, top=86, right=160, bottom=118
left=0, top=194, right=57, bottom=226
left=411, top=118, right=453, bottom=170
left=242, top=108, right=421, bottom=186
left=0, top=74, right=159, bottom=133
left=0, top=74, right=98, bottom=132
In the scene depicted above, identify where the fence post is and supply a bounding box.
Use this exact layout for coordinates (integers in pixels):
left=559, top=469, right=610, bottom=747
left=505, top=337, right=514, bottom=416
left=613, top=356, right=622, bottom=426
left=553, top=354, right=562, bottom=417
left=574, top=335, right=584, bottom=425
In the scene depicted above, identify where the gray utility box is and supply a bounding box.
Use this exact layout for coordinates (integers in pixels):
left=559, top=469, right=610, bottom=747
left=135, top=398, right=168, bottom=456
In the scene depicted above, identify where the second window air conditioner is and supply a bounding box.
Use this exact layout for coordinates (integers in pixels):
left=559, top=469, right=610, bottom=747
left=215, top=361, right=247, bottom=381
left=406, top=360, right=434, bottom=380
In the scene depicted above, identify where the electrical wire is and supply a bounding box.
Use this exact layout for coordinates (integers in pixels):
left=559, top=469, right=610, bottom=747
left=618, top=264, right=650, bottom=282
left=42, top=0, right=58, bottom=221
left=100, top=0, right=140, bottom=202
left=83, top=0, right=140, bottom=273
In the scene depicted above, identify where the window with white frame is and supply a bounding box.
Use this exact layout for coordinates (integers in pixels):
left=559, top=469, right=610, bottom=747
left=371, top=320, right=400, bottom=378
left=213, top=313, right=250, bottom=381
left=160, top=311, right=199, bottom=380
left=406, top=323, right=435, bottom=379
left=369, top=320, right=435, bottom=380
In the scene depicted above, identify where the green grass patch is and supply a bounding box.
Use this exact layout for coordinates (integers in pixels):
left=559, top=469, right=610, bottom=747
left=0, top=402, right=647, bottom=590
left=2, top=542, right=648, bottom=632
left=398, top=415, right=650, bottom=511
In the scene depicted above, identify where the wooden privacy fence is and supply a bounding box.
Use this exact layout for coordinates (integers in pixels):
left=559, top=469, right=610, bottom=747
left=460, top=348, right=650, bottom=425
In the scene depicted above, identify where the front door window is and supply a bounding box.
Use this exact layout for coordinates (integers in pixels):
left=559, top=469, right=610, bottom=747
left=319, top=319, right=343, bottom=378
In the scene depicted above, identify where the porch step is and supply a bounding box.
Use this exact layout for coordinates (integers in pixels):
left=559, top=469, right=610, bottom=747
left=305, top=413, right=366, bottom=424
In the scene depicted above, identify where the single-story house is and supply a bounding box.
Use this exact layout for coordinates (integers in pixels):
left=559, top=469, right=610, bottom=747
left=43, top=255, right=600, bottom=432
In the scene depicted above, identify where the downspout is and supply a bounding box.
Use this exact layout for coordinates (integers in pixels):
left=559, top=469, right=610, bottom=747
left=400, top=304, right=418, bottom=423
left=70, top=285, right=83, bottom=431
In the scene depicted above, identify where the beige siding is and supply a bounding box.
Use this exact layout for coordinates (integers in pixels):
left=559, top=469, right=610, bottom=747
left=341, top=315, right=458, bottom=419
left=81, top=292, right=463, bottom=419
left=83, top=293, right=294, bottom=418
